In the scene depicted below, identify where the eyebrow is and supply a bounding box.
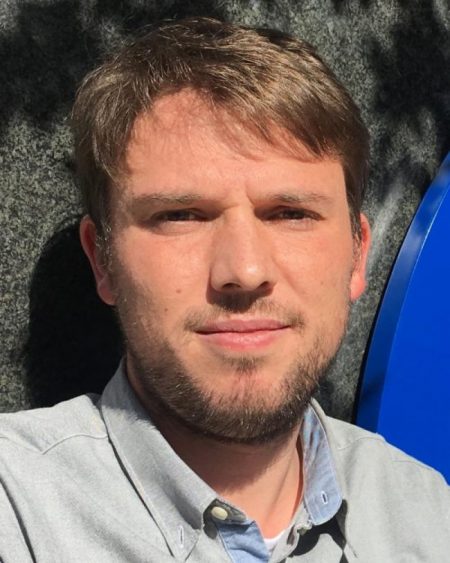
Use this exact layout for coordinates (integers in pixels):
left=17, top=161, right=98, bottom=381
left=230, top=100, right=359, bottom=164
left=126, top=190, right=333, bottom=214
left=268, top=192, right=333, bottom=205
left=126, top=193, right=203, bottom=215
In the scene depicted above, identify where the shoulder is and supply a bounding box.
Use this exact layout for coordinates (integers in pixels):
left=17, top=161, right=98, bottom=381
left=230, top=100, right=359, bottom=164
left=311, top=401, right=450, bottom=557
left=312, top=400, right=449, bottom=493
left=0, top=393, right=107, bottom=454
left=330, top=409, right=444, bottom=471
left=311, top=400, right=449, bottom=511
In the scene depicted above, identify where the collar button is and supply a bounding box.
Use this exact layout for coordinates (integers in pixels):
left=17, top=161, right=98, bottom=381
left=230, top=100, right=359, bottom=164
left=211, top=506, right=229, bottom=521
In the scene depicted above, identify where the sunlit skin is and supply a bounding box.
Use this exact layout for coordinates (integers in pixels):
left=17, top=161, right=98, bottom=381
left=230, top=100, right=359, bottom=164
left=80, top=91, right=370, bottom=537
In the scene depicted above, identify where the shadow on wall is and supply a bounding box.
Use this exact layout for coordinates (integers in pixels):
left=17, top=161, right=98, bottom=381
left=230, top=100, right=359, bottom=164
left=22, top=222, right=122, bottom=407
left=369, top=0, right=450, bottom=199
left=331, top=0, right=374, bottom=9
left=0, top=0, right=227, bottom=134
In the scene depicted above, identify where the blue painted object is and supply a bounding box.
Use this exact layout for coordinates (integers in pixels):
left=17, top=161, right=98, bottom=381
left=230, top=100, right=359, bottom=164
left=356, top=153, right=450, bottom=482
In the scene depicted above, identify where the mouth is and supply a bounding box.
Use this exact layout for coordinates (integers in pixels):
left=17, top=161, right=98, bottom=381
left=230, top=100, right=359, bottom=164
left=196, top=319, right=291, bottom=351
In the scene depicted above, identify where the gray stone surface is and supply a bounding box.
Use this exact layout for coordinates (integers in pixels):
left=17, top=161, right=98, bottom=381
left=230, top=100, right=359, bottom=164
left=1, top=0, right=449, bottom=417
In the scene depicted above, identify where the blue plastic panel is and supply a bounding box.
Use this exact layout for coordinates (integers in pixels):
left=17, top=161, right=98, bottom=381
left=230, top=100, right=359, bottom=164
left=356, top=153, right=450, bottom=482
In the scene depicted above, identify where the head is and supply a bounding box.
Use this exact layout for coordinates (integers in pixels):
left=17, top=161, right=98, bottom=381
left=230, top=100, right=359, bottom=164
left=76, top=17, right=371, bottom=444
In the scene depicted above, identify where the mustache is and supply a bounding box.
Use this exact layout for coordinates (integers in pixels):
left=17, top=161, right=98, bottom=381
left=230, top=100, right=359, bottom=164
left=183, top=298, right=305, bottom=332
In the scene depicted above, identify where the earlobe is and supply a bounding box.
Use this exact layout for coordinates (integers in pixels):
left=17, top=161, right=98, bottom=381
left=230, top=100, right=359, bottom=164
left=350, top=213, right=371, bottom=302
left=79, top=215, right=116, bottom=306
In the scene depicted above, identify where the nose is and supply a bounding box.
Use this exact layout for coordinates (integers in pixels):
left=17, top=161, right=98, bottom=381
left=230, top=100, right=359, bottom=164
left=209, top=211, right=276, bottom=294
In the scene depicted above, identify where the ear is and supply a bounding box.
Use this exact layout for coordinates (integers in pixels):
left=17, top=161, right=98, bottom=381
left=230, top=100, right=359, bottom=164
left=350, top=213, right=371, bottom=302
left=79, top=215, right=116, bottom=306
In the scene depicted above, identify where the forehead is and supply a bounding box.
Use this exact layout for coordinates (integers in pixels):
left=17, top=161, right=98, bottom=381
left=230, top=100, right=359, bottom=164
left=122, top=90, right=345, bottom=201
left=128, top=92, right=254, bottom=168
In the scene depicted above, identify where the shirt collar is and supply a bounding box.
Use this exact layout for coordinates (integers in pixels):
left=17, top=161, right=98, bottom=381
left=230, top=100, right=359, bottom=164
left=100, top=365, right=343, bottom=559
left=300, top=400, right=343, bottom=526
left=269, top=402, right=343, bottom=562
left=100, top=365, right=217, bottom=561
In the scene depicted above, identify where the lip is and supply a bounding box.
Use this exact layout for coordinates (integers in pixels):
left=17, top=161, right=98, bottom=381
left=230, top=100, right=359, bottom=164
left=198, top=319, right=289, bottom=333
left=196, top=319, right=290, bottom=351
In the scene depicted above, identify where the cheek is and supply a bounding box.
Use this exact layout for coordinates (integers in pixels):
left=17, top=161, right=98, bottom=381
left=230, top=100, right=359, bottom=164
left=113, top=232, right=208, bottom=308
left=277, top=237, right=354, bottom=300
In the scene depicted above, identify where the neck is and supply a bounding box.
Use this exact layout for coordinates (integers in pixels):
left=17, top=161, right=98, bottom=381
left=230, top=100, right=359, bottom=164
left=162, top=418, right=303, bottom=537
left=129, top=373, right=304, bottom=538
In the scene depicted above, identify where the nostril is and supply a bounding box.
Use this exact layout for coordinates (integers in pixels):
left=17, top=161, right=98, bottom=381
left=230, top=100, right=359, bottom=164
left=220, top=279, right=273, bottom=292
left=222, top=281, right=243, bottom=290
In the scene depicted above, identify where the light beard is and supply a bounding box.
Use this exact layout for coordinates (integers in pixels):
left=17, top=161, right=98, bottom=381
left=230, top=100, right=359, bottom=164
left=125, top=335, right=337, bottom=445
left=116, top=296, right=344, bottom=445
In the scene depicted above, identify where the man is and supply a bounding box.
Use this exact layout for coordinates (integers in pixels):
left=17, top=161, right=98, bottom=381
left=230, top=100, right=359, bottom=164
left=0, top=17, right=448, bottom=563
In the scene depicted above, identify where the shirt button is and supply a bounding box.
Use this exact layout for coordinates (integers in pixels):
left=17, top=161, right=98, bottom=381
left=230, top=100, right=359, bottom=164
left=211, top=506, right=229, bottom=521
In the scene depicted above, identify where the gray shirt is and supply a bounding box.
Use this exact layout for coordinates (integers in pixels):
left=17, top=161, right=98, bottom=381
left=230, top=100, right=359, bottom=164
left=0, top=366, right=449, bottom=562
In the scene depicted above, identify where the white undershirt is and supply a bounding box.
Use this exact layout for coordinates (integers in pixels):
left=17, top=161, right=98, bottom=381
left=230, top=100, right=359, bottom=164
left=263, top=529, right=286, bottom=554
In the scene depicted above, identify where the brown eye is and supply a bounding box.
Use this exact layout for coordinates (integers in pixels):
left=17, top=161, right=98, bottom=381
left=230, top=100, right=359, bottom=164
left=145, top=209, right=209, bottom=235
left=267, top=208, right=318, bottom=221
left=156, top=210, right=200, bottom=222
left=273, top=209, right=308, bottom=220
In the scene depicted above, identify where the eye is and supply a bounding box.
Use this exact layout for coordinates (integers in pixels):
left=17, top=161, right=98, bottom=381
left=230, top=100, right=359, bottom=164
left=266, top=207, right=320, bottom=222
left=154, top=209, right=203, bottom=222
left=144, top=208, right=208, bottom=235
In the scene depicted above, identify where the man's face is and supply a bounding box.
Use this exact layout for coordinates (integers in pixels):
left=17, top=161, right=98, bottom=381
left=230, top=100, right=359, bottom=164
left=81, top=91, right=370, bottom=443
